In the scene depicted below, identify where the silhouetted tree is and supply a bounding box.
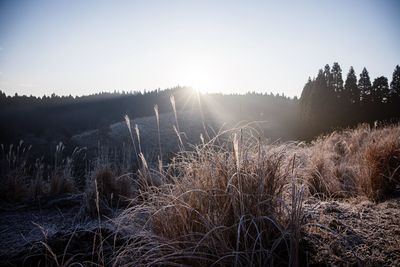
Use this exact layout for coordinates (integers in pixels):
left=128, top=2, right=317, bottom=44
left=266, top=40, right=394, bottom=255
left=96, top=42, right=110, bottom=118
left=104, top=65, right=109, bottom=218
left=371, top=76, right=389, bottom=103
left=299, top=63, right=400, bottom=139
left=344, top=67, right=359, bottom=104
left=323, top=64, right=333, bottom=88
left=390, top=65, right=400, bottom=102
left=307, top=69, right=337, bottom=133
left=300, top=77, right=313, bottom=123
left=331, top=62, right=344, bottom=97
left=359, top=67, right=372, bottom=103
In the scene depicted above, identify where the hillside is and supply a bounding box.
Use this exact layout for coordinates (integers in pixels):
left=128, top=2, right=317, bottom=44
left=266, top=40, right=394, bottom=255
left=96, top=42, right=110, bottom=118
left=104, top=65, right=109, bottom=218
left=0, top=88, right=297, bottom=146
left=72, top=109, right=296, bottom=166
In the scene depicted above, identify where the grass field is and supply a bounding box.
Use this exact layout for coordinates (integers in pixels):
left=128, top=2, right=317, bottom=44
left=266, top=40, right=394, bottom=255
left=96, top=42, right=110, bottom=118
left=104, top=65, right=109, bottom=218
left=1, top=118, right=400, bottom=266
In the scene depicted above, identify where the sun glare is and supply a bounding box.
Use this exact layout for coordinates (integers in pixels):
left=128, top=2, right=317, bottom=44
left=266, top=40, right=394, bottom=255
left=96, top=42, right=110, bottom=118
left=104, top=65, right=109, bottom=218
left=176, top=63, right=218, bottom=93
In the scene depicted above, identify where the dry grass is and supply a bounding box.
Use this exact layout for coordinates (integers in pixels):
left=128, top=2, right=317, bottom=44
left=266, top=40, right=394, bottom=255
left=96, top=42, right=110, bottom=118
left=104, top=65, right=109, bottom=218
left=0, top=141, right=85, bottom=203
left=303, top=132, right=358, bottom=199
left=110, top=121, right=400, bottom=266
left=0, top=141, right=31, bottom=202
left=361, top=128, right=400, bottom=201
left=299, top=124, right=400, bottom=201
left=3, top=108, right=400, bottom=266
left=85, top=166, right=136, bottom=216
left=114, top=130, right=305, bottom=266
left=48, top=143, right=77, bottom=196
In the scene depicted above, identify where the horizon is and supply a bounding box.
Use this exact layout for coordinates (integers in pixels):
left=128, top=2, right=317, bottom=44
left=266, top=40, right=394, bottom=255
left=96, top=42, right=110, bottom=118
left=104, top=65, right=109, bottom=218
left=1, top=0, right=400, bottom=97
left=0, top=85, right=297, bottom=98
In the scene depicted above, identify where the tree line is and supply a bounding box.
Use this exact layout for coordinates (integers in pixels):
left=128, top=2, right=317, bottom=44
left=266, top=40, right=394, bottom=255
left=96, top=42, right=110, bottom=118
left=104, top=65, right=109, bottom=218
left=0, top=87, right=189, bottom=144
left=300, top=63, right=400, bottom=138
left=1, top=63, right=399, bottom=148
left=0, top=87, right=297, bottom=147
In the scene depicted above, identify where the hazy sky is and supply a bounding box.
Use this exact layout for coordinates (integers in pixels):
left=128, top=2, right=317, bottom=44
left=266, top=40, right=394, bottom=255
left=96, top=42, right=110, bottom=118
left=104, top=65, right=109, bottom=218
left=0, top=0, right=399, bottom=97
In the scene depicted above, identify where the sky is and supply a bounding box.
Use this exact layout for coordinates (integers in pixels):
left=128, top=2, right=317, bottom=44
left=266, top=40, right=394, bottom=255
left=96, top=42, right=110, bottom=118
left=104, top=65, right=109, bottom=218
left=0, top=0, right=399, bottom=97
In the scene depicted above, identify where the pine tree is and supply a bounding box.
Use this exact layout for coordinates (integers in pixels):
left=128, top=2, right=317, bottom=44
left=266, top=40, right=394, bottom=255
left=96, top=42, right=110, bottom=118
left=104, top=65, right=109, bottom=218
left=371, top=76, right=389, bottom=103
left=323, top=64, right=332, bottom=88
left=300, top=77, right=313, bottom=121
left=344, top=66, right=359, bottom=104
left=309, top=68, right=336, bottom=132
left=300, top=78, right=313, bottom=103
left=359, top=67, right=372, bottom=103
left=390, top=65, right=400, bottom=101
left=331, top=62, right=344, bottom=97
left=316, top=69, right=329, bottom=96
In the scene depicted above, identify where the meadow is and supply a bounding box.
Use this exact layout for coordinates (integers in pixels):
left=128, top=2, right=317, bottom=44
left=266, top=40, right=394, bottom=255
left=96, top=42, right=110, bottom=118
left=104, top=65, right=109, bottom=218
left=1, top=98, right=399, bottom=266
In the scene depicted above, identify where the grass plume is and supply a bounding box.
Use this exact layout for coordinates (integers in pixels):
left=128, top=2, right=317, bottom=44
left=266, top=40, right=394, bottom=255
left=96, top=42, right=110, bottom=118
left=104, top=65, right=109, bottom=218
left=124, top=114, right=139, bottom=163
left=154, top=104, right=163, bottom=166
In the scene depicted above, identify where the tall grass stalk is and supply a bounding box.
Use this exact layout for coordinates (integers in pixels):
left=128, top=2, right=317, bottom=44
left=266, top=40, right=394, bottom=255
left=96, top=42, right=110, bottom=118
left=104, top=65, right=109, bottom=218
left=170, top=95, right=179, bottom=133
left=154, top=104, right=162, bottom=165
left=135, top=124, right=142, bottom=155
left=170, top=95, right=185, bottom=151
left=124, top=115, right=139, bottom=163
left=173, top=125, right=185, bottom=151
left=94, top=178, right=105, bottom=266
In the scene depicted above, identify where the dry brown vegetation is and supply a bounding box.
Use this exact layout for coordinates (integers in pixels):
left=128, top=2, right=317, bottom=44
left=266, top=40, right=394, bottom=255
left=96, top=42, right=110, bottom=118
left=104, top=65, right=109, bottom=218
left=1, top=123, right=400, bottom=266
left=115, top=137, right=304, bottom=266
left=111, top=123, right=400, bottom=266
left=0, top=141, right=32, bottom=202
left=84, top=166, right=136, bottom=216
left=300, top=124, right=400, bottom=201
left=0, top=142, right=84, bottom=204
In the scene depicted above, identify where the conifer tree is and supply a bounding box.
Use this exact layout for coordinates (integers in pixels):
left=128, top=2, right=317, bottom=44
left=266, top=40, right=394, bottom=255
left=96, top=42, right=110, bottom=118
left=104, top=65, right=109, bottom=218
left=323, top=64, right=332, bottom=88
left=331, top=62, right=344, bottom=97
left=344, top=66, right=359, bottom=104
left=359, top=67, right=372, bottom=103
left=300, top=77, right=313, bottom=121
left=390, top=65, right=400, bottom=101
left=309, top=68, right=336, bottom=132
left=371, top=76, right=389, bottom=103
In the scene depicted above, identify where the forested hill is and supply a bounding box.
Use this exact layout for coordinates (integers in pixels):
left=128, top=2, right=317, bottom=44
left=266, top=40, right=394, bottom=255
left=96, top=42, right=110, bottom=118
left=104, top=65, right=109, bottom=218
left=0, top=87, right=186, bottom=143
left=0, top=87, right=297, bottom=145
left=1, top=63, right=399, bottom=146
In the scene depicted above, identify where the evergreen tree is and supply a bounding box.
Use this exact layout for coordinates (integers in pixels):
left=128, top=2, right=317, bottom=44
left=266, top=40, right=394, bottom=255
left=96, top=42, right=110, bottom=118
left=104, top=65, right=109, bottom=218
left=331, top=62, right=344, bottom=97
left=300, top=77, right=313, bottom=121
left=371, top=76, right=389, bottom=103
left=390, top=65, right=400, bottom=101
left=300, top=78, right=313, bottom=103
left=299, top=64, right=400, bottom=138
left=309, top=68, right=337, bottom=132
left=323, top=64, right=332, bottom=88
left=344, top=67, right=359, bottom=104
left=359, top=67, right=372, bottom=103
left=316, top=68, right=335, bottom=98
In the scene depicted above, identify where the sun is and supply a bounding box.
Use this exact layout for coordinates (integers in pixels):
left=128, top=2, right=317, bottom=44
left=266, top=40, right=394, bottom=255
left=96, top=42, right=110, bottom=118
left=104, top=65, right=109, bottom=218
left=176, top=63, right=218, bottom=93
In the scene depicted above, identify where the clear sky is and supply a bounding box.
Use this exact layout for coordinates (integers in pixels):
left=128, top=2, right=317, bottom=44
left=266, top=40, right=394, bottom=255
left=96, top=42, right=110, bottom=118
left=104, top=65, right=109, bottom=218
left=0, top=0, right=399, bottom=97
